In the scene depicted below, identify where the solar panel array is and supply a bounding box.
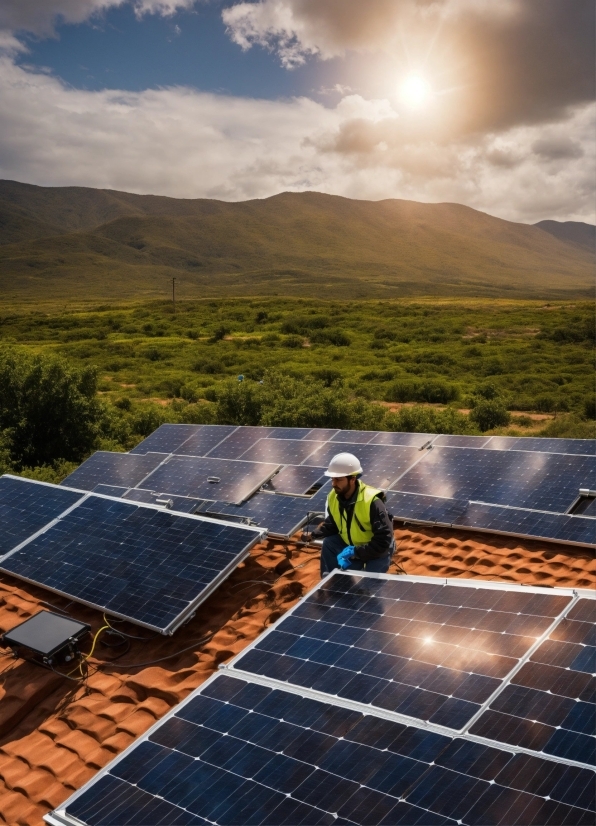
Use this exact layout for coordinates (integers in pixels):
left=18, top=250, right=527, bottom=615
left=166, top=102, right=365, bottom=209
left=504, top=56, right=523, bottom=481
left=49, top=574, right=596, bottom=826
left=0, top=489, right=264, bottom=633
left=53, top=424, right=596, bottom=543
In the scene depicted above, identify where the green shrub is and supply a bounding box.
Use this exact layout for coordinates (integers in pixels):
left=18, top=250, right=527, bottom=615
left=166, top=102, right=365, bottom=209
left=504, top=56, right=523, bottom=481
left=469, top=400, right=511, bottom=431
left=310, top=329, right=351, bottom=347
left=282, top=335, right=304, bottom=348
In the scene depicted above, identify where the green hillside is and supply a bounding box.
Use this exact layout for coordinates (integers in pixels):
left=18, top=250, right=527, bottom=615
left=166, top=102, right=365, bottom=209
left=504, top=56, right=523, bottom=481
left=0, top=181, right=593, bottom=304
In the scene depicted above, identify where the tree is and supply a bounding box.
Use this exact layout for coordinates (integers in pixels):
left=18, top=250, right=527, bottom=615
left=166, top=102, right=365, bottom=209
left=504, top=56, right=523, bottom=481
left=0, top=347, right=104, bottom=467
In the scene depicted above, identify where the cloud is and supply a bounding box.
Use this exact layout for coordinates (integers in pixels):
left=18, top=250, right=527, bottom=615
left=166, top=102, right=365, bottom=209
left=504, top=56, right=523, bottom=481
left=0, top=56, right=593, bottom=224
left=0, top=0, right=196, bottom=38
left=222, top=0, right=595, bottom=135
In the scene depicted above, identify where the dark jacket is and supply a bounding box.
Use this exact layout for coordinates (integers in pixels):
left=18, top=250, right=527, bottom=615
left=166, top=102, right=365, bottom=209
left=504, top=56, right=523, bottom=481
left=312, top=480, right=394, bottom=561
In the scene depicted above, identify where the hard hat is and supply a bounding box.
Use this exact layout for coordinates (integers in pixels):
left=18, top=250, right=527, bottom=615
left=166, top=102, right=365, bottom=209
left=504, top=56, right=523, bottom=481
left=324, top=452, right=363, bottom=477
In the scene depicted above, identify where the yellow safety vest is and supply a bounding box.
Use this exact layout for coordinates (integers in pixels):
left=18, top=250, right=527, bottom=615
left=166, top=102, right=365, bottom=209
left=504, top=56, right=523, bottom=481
left=327, top=482, right=383, bottom=546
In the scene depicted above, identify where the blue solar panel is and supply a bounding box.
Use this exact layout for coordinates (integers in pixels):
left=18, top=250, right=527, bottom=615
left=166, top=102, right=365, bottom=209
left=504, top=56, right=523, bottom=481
left=485, top=436, right=521, bottom=450
left=0, top=475, right=84, bottom=557
left=229, top=575, right=572, bottom=732
left=432, top=435, right=492, bottom=448
left=129, top=424, right=202, bottom=454
left=238, top=438, right=326, bottom=465
left=54, top=672, right=596, bottom=826
left=60, top=451, right=167, bottom=491
left=0, top=495, right=263, bottom=633
left=302, top=444, right=420, bottom=490
left=265, top=427, right=314, bottom=440
left=198, top=484, right=330, bottom=538
left=265, top=465, right=326, bottom=496
left=470, top=598, right=596, bottom=766
left=123, top=488, right=205, bottom=514
left=206, top=427, right=276, bottom=459
left=393, top=446, right=595, bottom=513
left=140, top=455, right=280, bottom=505
left=511, top=438, right=596, bottom=456
left=370, top=432, right=435, bottom=447
left=174, top=425, right=238, bottom=457
left=330, top=430, right=379, bottom=444
left=92, top=484, right=128, bottom=497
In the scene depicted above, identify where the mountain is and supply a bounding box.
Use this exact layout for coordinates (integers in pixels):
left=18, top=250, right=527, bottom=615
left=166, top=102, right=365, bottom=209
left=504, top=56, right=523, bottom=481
left=534, top=220, right=595, bottom=253
left=0, top=180, right=593, bottom=303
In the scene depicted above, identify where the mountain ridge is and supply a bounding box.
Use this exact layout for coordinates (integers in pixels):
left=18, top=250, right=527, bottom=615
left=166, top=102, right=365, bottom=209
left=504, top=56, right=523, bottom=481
left=0, top=180, right=593, bottom=303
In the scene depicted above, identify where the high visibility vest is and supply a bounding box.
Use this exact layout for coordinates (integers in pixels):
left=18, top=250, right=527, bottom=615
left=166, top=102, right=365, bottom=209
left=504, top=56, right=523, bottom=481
left=327, top=482, right=383, bottom=546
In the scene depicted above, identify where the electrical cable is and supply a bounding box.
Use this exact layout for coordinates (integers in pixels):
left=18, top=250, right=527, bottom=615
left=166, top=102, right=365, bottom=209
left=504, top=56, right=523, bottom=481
left=90, top=632, right=214, bottom=669
left=102, top=614, right=160, bottom=640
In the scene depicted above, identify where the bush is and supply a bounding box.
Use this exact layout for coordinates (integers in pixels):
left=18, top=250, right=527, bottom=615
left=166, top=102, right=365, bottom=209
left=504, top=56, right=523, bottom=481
left=282, top=335, right=304, bottom=348
left=310, top=329, right=351, bottom=347
left=385, top=379, right=459, bottom=405
left=584, top=396, right=596, bottom=420
left=469, top=400, right=511, bottom=432
left=0, top=347, right=104, bottom=468
left=385, top=405, right=475, bottom=435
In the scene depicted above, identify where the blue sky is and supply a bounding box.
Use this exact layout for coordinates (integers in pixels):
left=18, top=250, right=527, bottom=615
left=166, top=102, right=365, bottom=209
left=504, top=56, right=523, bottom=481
left=0, top=0, right=593, bottom=223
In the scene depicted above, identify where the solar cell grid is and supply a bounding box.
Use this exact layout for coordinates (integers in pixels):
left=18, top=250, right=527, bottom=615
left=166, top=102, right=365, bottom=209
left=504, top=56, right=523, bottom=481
left=330, top=429, right=379, bottom=444
left=123, top=488, right=205, bottom=514
left=369, top=432, right=435, bottom=447
left=129, top=423, right=201, bottom=454
left=302, top=428, right=340, bottom=441
left=511, top=437, right=596, bottom=456
left=394, top=446, right=596, bottom=514
left=174, top=425, right=238, bottom=457
left=56, top=672, right=596, bottom=826
left=265, top=465, right=326, bottom=496
left=0, top=495, right=263, bottom=633
left=140, top=455, right=279, bottom=505
left=60, top=450, right=167, bottom=492
left=432, top=435, right=492, bottom=448
left=229, top=575, right=571, bottom=732
left=206, top=426, right=275, bottom=459
left=238, top=438, right=325, bottom=465
left=0, top=475, right=84, bottom=557
left=265, top=427, right=313, bottom=440
left=91, top=484, right=128, bottom=497
left=470, top=596, right=596, bottom=766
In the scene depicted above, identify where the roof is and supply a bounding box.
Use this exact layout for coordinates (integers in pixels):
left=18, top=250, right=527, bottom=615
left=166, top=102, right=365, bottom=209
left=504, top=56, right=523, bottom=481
left=0, top=526, right=594, bottom=826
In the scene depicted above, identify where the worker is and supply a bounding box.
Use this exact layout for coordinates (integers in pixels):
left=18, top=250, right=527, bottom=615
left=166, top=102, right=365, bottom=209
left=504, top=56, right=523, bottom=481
left=301, top=452, right=395, bottom=576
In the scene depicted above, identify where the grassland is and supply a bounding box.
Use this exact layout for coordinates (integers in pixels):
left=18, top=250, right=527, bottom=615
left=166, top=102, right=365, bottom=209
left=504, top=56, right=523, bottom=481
left=1, top=182, right=593, bottom=305
left=2, top=297, right=593, bottom=441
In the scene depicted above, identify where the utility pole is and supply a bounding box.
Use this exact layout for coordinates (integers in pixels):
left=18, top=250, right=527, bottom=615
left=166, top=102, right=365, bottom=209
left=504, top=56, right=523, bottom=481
left=172, top=277, right=176, bottom=314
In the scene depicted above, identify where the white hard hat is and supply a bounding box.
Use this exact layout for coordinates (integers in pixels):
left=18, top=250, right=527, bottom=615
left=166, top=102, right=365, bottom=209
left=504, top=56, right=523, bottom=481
left=324, top=452, right=363, bottom=478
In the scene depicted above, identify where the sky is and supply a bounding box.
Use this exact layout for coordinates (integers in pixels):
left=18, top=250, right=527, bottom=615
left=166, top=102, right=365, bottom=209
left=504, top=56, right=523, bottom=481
left=0, top=0, right=594, bottom=223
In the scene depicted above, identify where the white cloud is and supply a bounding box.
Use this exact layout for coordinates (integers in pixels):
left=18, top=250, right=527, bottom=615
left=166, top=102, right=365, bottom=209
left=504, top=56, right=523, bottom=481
left=0, top=56, right=593, bottom=223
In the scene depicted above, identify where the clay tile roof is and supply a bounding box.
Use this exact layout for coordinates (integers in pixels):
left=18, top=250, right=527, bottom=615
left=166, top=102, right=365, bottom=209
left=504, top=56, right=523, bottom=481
left=0, top=528, right=594, bottom=826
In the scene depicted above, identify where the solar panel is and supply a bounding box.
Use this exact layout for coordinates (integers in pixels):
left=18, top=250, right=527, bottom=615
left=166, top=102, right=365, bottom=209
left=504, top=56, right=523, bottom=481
left=330, top=429, right=379, bottom=444
left=140, top=455, right=280, bottom=505
left=60, top=451, right=167, bottom=491
left=575, top=497, right=596, bottom=518
left=122, top=488, right=205, bottom=514
left=265, top=427, right=314, bottom=440
left=432, top=435, right=492, bottom=448
left=174, top=425, right=238, bottom=457
left=302, top=428, right=340, bottom=440
left=238, top=438, right=325, bottom=465
left=0, top=495, right=264, bottom=633
left=393, top=446, right=596, bottom=513
left=91, top=484, right=128, bottom=497
left=370, top=432, right=435, bottom=447
left=228, top=575, right=572, bottom=732
left=385, top=491, right=596, bottom=548
left=129, top=423, right=201, bottom=454
left=265, top=465, right=326, bottom=496
left=51, top=671, right=596, bottom=826
left=0, top=475, right=84, bottom=557
left=510, top=438, right=596, bottom=456
left=485, top=436, right=521, bottom=450
left=198, top=484, right=329, bottom=538
left=206, top=426, right=276, bottom=459
left=470, top=598, right=596, bottom=766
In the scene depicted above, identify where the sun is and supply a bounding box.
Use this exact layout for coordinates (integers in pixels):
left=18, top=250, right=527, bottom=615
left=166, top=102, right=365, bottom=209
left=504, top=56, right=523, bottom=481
left=399, top=74, right=433, bottom=109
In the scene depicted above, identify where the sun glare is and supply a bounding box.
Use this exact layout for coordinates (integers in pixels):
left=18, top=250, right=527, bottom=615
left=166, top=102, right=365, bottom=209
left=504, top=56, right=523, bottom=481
left=400, top=74, right=432, bottom=109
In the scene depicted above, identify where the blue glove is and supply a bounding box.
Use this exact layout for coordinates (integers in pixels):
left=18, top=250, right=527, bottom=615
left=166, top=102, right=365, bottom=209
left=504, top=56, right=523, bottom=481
left=337, top=546, right=356, bottom=570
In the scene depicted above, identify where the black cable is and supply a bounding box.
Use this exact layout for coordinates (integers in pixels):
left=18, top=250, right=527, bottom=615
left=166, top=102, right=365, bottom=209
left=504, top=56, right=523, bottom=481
left=92, top=633, right=214, bottom=669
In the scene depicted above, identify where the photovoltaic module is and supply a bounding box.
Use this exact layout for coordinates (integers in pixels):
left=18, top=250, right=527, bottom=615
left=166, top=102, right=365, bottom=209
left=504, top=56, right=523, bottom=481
left=46, top=574, right=596, bottom=826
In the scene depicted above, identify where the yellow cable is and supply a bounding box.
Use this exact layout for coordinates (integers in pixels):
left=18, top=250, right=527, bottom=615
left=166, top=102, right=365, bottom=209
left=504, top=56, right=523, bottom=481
left=67, top=624, right=109, bottom=677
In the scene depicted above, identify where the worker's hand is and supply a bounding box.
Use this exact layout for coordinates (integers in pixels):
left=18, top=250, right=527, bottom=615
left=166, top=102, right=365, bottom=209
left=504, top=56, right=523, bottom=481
left=337, top=546, right=355, bottom=570
left=300, top=531, right=312, bottom=543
